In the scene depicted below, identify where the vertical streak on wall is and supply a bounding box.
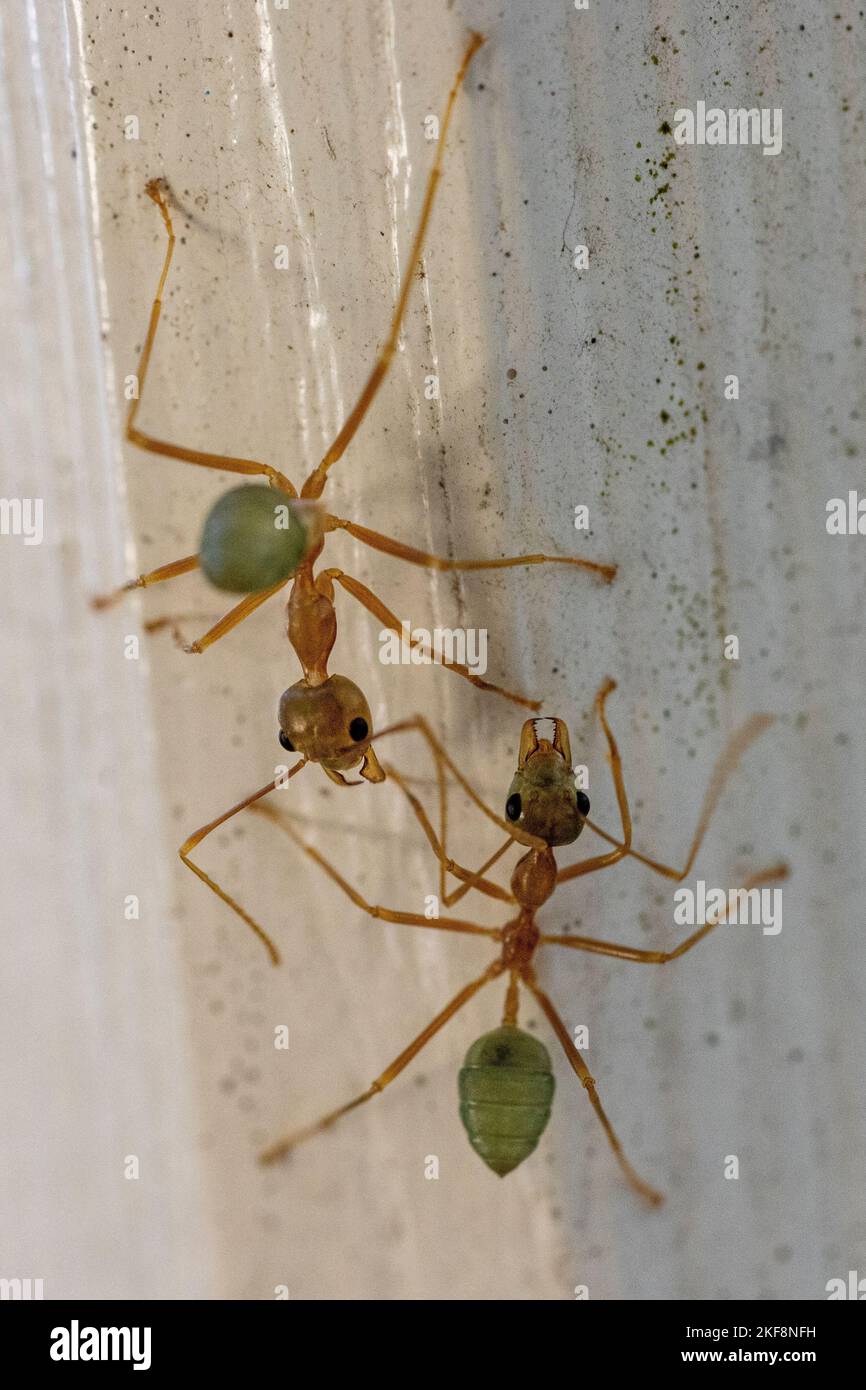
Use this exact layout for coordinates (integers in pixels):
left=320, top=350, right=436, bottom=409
left=0, top=2, right=212, bottom=1298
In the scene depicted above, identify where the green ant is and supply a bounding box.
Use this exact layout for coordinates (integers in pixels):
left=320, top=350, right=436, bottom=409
left=253, top=681, right=785, bottom=1203
left=93, top=32, right=615, bottom=964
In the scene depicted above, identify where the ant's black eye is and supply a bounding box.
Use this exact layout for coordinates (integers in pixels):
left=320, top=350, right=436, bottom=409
left=577, top=791, right=590, bottom=816
left=349, top=717, right=369, bottom=742
left=505, top=793, right=522, bottom=822
left=278, top=730, right=295, bottom=751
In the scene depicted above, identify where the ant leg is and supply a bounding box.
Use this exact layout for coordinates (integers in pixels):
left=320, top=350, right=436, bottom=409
left=541, top=864, right=788, bottom=960
left=326, top=516, right=616, bottom=584
left=556, top=677, right=633, bottom=885
left=249, top=801, right=502, bottom=937
left=523, top=973, right=664, bottom=1207
left=92, top=553, right=199, bottom=610
left=179, top=760, right=307, bottom=965
left=408, top=727, right=517, bottom=909
left=182, top=580, right=287, bottom=653
left=127, top=179, right=295, bottom=495
left=143, top=613, right=224, bottom=649
left=260, top=960, right=503, bottom=1164
left=585, top=714, right=775, bottom=882
left=376, top=681, right=509, bottom=907
left=300, top=32, right=485, bottom=500
left=435, top=717, right=448, bottom=905
left=95, top=558, right=288, bottom=657
left=95, top=561, right=279, bottom=655
left=326, top=568, right=541, bottom=711
left=379, top=761, right=515, bottom=906
left=422, top=743, right=516, bottom=913
left=439, top=842, right=515, bottom=907
left=439, top=843, right=516, bottom=907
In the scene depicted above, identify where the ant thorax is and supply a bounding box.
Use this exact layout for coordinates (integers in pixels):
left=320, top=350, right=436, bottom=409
left=286, top=558, right=336, bottom=684
left=509, top=846, right=557, bottom=911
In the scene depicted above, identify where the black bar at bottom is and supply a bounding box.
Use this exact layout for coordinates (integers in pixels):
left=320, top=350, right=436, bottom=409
left=1, top=1297, right=860, bottom=1373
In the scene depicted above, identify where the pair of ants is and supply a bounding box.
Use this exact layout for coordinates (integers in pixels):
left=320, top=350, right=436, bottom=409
left=97, top=33, right=783, bottom=1202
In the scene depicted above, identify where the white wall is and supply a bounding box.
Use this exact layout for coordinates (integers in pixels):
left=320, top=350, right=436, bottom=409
left=1, top=0, right=864, bottom=1299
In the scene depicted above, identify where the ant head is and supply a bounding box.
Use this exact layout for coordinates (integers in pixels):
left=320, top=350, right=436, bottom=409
left=503, top=717, right=589, bottom=847
left=278, top=674, right=381, bottom=779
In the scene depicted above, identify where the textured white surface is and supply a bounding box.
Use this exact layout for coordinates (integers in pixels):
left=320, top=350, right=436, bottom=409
left=2, top=0, right=865, bottom=1300
left=0, top=0, right=212, bottom=1299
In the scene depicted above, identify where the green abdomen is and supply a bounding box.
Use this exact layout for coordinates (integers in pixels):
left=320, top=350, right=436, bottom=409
left=458, top=1025, right=554, bottom=1177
